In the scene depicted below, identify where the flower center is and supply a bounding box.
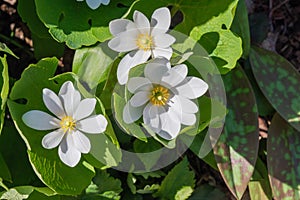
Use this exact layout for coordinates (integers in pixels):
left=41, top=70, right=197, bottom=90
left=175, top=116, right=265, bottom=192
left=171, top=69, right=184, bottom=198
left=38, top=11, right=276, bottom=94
left=136, top=33, right=153, bottom=51
left=60, top=116, right=76, bottom=133
left=150, top=85, right=170, bottom=106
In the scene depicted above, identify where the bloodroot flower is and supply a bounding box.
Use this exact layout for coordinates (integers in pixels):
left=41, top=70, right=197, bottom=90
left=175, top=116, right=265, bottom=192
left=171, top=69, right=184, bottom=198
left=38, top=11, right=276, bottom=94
left=108, top=7, right=176, bottom=85
left=123, top=58, right=209, bottom=140
left=22, top=81, right=108, bottom=167
left=76, top=0, right=110, bottom=10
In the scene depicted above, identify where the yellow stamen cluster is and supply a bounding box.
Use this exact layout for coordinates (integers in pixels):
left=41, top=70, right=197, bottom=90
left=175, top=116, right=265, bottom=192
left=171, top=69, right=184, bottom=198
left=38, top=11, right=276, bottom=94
left=60, top=116, right=76, bottom=133
left=136, top=33, right=153, bottom=51
left=150, top=85, right=170, bottom=106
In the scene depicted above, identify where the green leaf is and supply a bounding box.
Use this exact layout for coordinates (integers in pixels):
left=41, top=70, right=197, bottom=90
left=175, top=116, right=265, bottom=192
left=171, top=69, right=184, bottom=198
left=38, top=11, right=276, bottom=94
left=131, top=0, right=239, bottom=35
left=133, top=138, right=163, bottom=171
left=249, top=157, right=272, bottom=200
left=84, top=169, right=122, bottom=200
left=31, top=33, right=64, bottom=60
left=153, top=157, right=195, bottom=200
left=7, top=58, right=94, bottom=195
left=112, top=92, right=147, bottom=141
left=190, top=0, right=242, bottom=73
left=0, top=186, right=57, bottom=200
left=188, top=184, right=226, bottom=200
left=18, top=0, right=64, bottom=59
left=174, top=186, right=193, bottom=200
left=248, top=181, right=271, bottom=200
left=230, top=0, right=251, bottom=58
left=0, top=55, right=9, bottom=135
left=249, top=46, right=300, bottom=131
left=34, top=0, right=134, bottom=49
left=0, top=152, right=11, bottom=183
left=73, top=42, right=117, bottom=91
left=0, top=43, right=18, bottom=58
left=213, top=65, right=259, bottom=199
left=0, top=120, right=39, bottom=187
left=267, top=113, right=300, bottom=199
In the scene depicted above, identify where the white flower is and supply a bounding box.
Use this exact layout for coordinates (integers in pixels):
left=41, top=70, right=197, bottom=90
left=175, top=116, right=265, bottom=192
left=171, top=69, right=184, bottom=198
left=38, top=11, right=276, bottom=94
left=123, top=58, right=209, bottom=140
left=22, top=81, right=108, bottom=167
left=108, top=7, right=176, bottom=85
left=76, top=0, right=110, bottom=10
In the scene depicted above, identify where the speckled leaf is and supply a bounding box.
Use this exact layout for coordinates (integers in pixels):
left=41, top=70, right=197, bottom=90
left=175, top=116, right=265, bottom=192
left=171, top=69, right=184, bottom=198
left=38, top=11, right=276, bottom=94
left=249, top=46, right=300, bottom=131
left=267, top=113, right=300, bottom=200
left=213, top=65, right=259, bottom=199
left=7, top=58, right=95, bottom=195
left=34, top=0, right=134, bottom=49
left=190, top=0, right=242, bottom=74
left=0, top=56, right=9, bottom=135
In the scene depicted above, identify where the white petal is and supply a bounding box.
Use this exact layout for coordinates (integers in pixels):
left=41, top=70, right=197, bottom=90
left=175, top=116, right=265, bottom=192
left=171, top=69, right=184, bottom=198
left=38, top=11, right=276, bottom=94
left=153, top=33, right=175, bottom=48
left=144, top=58, right=170, bottom=83
left=159, top=110, right=181, bottom=140
left=108, top=30, right=139, bottom=52
left=152, top=47, right=173, bottom=60
left=181, top=113, right=196, bottom=126
left=176, top=77, right=209, bottom=99
left=43, top=88, right=64, bottom=119
left=123, top=101, right=143, bottom=124
left=86, top=0, right=101, bottom=9
left=180, top=97, right=198, bottom=113
left=22, top=110, right=60, bottom=130
left=58, top=135, right=81, bottom=167
left=74, top=98, right=96, bottom=121
left=127, top=77, right=152, bottom=93
left=72, top=130, right=91, bottom=153
left=130, top=91, right=149, bottom=107
left=59, top=81, right=81, bottom=116
left=151, top=7, right=171, bottom=35
left=100, top=0, right=110, bottom=5
left=133, top=10, right=150, bottom=34
left=162, top=64, right=187, bottom=87
left=109, top=19, right=136, bottom=36
left=143, top=104, right=165, bottom=133
left=42, top=128, right=65, bottom=149
left=117, top=50, right=151, bottom=85
left=77, top=115, right=108, bottom=134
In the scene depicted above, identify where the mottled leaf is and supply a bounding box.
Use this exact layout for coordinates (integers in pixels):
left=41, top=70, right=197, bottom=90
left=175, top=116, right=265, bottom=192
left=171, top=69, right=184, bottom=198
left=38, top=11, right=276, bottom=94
left=214, top=65, right=259, bottom=199
left=249, top=46, right=300, bottom=131
left=267, top=113, right=300, bottom=199
left=153, top=157, right=195, bottom=199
